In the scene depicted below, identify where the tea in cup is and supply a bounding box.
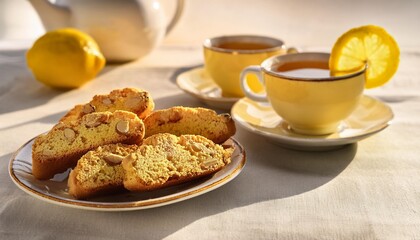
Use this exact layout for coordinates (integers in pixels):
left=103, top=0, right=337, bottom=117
left=203, top=35, right=294, bottom=98
left=240, top=52, right=366, bottom=135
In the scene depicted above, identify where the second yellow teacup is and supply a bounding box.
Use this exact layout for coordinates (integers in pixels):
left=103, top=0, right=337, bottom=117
left=203, top=35, right=293, bottom=98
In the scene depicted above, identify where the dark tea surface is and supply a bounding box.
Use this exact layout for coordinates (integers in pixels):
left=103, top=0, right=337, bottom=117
left=216, top=41, right=274, bottom=50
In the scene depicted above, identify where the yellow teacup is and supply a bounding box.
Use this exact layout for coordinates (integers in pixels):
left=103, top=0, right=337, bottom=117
left=240, top=52, right=366, bottom=135
left=203, top=35, right=292, bottom=98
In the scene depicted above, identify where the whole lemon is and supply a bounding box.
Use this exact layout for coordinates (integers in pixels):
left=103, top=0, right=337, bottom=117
left=27, top=28, right=106, bottom=89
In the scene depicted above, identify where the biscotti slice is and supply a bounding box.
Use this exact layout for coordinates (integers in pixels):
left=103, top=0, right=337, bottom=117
left=32, top=110, right=145, bottom=180
left=68, top=143, right=139, bottom=199
left=122, top=133, right=233, bottom=192
left=144, top=107, right=236, bottom=144
left=60, top=88, right=154, bottom=123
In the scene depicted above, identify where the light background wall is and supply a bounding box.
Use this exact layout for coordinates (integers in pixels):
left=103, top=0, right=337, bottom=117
left=0, top=0, right=418, bottom=50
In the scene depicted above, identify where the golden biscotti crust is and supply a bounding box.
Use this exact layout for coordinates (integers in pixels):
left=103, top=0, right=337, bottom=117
left=68, top=143, right=139, bottom=199
left=122, top=133, right=233, bottom=192
left=144, top=107, right=236, bottom=144
left=60, top=88, right=154, bottom=123
left=32, top=110, right=145, bottom=180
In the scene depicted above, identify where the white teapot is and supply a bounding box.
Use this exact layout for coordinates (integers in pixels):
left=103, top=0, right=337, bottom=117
left=29, top=0, right=184, bottom=62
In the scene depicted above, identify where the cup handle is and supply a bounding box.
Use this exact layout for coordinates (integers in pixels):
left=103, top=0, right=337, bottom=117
left=240, top=66, right=268, bottom=102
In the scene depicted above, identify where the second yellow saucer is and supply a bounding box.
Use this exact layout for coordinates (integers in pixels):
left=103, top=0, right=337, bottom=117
left=176, top=67, right=240, bottom=110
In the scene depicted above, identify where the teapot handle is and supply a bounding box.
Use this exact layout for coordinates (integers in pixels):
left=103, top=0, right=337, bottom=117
left=166, top=0, right=184, bottom=35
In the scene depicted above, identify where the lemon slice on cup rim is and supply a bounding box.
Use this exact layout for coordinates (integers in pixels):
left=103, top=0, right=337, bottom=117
left=329, top=25, right=400, bottom=89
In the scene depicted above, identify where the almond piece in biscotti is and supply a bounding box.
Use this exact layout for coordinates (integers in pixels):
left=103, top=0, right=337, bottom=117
left=103, top=153, right=124, bottom=165
left=202, top=159, right=219, bottom=168
left=84, top=114, right=102, bottom=128
left=83, top=104, right=95, bottom=114
left=116, top=120, right=130, bottom=134
left=42, top=148, right=54, bottom=157
left=63, top=128, right=76, bottom=141
left=124, top=97, right=142, bottom=108
left=102, top=98, right=112, bottom=105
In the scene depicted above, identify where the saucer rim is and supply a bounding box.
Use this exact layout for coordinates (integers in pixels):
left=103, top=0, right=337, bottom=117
left=231, top=95, right=394, bottom=147
left=176, top=66, right=240, bottom=103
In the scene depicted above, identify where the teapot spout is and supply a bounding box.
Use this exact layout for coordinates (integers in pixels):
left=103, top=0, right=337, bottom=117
left=28, top=0, right=71, bottom=31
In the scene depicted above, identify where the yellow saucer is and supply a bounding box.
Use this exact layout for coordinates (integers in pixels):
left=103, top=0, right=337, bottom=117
left=231, top=95, right=394, bottom=151
left=176, top=67, right=240, bottom=110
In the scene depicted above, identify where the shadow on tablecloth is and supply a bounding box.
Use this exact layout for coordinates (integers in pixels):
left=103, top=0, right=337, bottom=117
left=0, top=92, right=356, bottom=240
left=0, top=110, right=67, bottom=131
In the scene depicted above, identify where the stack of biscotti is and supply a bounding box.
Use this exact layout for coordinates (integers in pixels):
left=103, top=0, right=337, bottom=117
left=69, top=133, right=234, bottom=199
left=31, top=87, right=237, bottom=200
left=32, top=88, right=153, bottom=180
left=67, top=106, right=236, bottom=199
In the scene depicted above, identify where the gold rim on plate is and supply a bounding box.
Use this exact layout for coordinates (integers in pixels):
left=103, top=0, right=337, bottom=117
left=9, top=136, right=246, bottom=211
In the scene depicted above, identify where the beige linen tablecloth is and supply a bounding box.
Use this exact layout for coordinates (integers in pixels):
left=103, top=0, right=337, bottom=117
left=0, top=43, right=419, bottom=239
